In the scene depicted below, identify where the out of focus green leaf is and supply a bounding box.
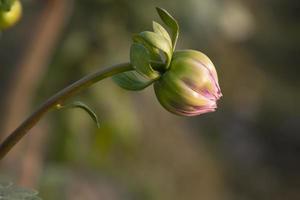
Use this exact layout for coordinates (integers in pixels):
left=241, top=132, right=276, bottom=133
left=0, top=181, right=41, bottom=200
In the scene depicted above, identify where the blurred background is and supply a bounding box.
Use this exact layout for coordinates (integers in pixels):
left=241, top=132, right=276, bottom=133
left=0, top=0, right=299, bottom=199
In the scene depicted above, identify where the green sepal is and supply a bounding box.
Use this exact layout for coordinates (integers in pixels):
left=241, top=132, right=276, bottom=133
left=152, top=21, right=172, bottom=49
left=112, top=71, right=154, bottom=91
left=130, top=43, right=160, bottom=80
left=156, top=7, right=179, bottom=50
left=137, top=31, right=172, bottom=66
left=59, top=101, right=100, bottom=128
left=132, top=33, right=161, bottom=62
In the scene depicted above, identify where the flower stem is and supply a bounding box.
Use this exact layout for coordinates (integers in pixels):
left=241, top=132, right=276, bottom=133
left=0, top=62, right=133, bottom=160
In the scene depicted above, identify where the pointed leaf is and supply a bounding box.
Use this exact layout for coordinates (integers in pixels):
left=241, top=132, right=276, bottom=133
left=66, top=101, right=100, bottom=128
left=112, top=71, right=154, bottom=91
left=156, top=7, right=179, bottom=50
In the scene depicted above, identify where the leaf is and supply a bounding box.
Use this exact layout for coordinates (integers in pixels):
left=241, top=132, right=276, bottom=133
left=130, top=43, right=160, bottom=80
left=112, top=71, right=154, bottom=91
left=156, top=7, right=179, bottom=50
left=65, top=101, right=100, bottom=128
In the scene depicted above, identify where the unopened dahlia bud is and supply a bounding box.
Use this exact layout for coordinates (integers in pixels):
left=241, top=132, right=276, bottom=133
left=113, top=7, right=222, bottom=116
left=154, top=50, right=222, bottom=116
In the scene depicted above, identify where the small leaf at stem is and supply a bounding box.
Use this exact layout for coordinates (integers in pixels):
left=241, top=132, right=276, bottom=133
left=156, top=7, right=179, bottom=50
left=62, top=101, right=100, bottom=128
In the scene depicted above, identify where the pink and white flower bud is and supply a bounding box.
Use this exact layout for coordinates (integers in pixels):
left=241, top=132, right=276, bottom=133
left=154, top=49, right=222, bottom=116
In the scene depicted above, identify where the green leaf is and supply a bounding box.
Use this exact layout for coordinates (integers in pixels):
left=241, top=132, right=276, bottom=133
left=156, top=7, right=179, bottom=50
left=152, top=21, right=172, bottom=48
left=130, top=43, right=160, bottom=80
left=0, top=181, right=41, bottom=199
left=63, top=101, right=100, bottom=128
left=112, top=71, right=154, bottom=91
left=137, top=31, right=172, bottom=66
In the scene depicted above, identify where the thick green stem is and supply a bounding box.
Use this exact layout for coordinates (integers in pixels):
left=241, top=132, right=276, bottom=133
left=0, top=62, right=133, bottom=160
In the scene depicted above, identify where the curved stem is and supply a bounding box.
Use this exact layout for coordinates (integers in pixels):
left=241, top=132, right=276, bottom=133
left=0, top=62, right=133, bottom=160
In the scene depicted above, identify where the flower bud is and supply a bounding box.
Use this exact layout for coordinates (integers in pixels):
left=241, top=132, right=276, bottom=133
left=154, top=50, right=222, bottom=116
left=113, top=7, right=222, bottom=116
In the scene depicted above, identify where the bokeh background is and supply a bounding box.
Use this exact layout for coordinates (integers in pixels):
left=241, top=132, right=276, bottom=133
left=0, top=0, right=299, bottom=199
